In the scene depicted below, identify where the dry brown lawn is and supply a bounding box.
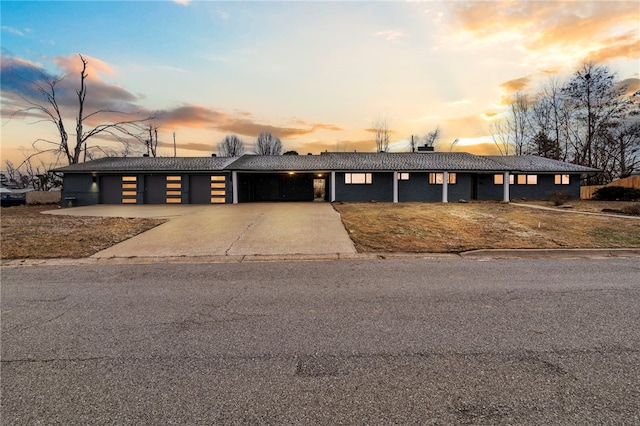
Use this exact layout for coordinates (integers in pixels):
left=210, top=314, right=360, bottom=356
left=1, top=205, right=165, bottom=259
left=333, top=201, right=640, bottom=253
left=1, top=201, right=639, bottom=259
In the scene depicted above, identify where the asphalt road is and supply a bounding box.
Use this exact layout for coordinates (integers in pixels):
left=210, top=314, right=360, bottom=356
left=2, top=258, right=639, bottom=425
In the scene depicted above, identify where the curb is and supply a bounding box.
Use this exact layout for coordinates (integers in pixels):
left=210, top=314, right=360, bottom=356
left=2, top=249, right=639, bottom=267
left=459, top=248, right=640, bottom=259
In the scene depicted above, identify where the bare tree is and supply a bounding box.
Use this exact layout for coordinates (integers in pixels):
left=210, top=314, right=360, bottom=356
left=372, top=117, right=390, bottom=152
left=254, top=132, right=282, bottom=155
left=509, top=93, right=532, bottom=155
left=561, top=61, right=628, bottom=170
left=531, top=77, right=569, bottom=160
left=489, top=120, right=513, bottom=155
left=143, top=123, right=159, bottom=157
left=3, top=161, right=30, bottom=189
left=218, top=134, right=245, bottom=157
left=13, top=54, right=155, bottom=165
left=424, top=126, right=441, bottom=148
left=489, top=93, right=531, bottom=156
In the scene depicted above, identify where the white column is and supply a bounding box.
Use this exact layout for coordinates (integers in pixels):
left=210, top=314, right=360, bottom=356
left=442, top=171, right=449, bottom=203
left=232, top=171, right=238, bottom=204
left=393, top=171, right=398, bottom=203
left=330, top=171, right=336, bottom=202
left=503, top=171, right=510, bottom=202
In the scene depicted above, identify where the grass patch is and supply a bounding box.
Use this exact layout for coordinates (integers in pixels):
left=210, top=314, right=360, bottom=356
left=1, top=205, right=165, bottom=259
left=2, top=202, right=639, bottom=259
left=334, top=201, right=640, bottom=253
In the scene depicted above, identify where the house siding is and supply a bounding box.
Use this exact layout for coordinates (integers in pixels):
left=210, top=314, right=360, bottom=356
left=477, top=173, right=583, bottom=201
left=60, top=174, right=100, bottom=206
left=334, top=172, right=393, bottom=202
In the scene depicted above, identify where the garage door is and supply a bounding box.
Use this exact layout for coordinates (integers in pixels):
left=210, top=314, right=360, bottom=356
left=100, top=175, right=138, bottom=204
left=190, top=175, right=227, bottom=204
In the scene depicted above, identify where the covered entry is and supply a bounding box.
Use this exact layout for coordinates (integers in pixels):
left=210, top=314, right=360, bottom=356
left=237, top=173, right=322, bottom=202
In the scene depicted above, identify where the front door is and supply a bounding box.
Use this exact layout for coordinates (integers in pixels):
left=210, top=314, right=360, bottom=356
left=313, top=179, right=326, bottom=200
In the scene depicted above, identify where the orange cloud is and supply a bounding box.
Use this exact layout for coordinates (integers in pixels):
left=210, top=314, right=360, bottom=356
left=617, top=78, right=640, bottom=96
left=52, top=54, right=115, bottom=82
left=155, top=104, right=343, bottom=140
left=449, top=1, right=640, bottom=64
left=158, top=105, right=228, bottom=129
left=449, top=142, right=502, bottom=156
left=440, top=114, right=492, bottom=139
left=586, top=36, right=640, bottom=63
left=500, top=77, right=531, bottom=93
left=156, top=141, right=211, bottom=152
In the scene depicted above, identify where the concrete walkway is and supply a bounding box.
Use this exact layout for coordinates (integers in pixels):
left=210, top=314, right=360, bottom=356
left=45, top=203, right=357, bottom=259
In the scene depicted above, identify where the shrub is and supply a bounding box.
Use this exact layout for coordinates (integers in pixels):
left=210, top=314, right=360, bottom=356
left=549, top=191, right=571, bottom=206
left=621, top=204, right=640, bottom=216
left=593, top=186, right=640, bottom=201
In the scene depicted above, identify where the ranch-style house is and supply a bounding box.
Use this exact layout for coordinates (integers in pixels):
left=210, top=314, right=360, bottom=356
left=53, top=152, right=598, bottom=206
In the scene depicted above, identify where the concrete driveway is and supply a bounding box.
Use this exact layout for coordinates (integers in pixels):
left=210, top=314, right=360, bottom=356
left=45, top=203, right=356, bottom=259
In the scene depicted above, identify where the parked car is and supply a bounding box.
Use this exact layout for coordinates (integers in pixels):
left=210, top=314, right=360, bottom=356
left=1, top=193, right=26, bottom=207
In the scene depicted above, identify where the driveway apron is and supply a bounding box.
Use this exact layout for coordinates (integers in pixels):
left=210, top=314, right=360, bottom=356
left=86, top=203, right=356, bottom=258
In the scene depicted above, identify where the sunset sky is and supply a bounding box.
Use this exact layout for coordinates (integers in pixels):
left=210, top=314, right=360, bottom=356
left=1, top=0, right=639, bottom=166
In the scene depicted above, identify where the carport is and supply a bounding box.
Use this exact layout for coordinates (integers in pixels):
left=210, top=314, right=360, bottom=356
left=236, top=172, right=328, bottom=202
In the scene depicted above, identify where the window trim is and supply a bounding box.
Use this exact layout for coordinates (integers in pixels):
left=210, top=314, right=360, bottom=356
left=345, top=173, right=372, bottom=184
left=429, top=172, right=456, bottom=185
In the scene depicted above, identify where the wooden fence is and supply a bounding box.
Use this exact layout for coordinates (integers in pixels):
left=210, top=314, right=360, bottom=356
left=581, top=175, right=640, bottom=199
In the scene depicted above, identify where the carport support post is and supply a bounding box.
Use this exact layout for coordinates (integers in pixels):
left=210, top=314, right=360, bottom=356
left=442, top=171, right=449, bottom=203
left=232, top=171, right=238, bottom=204
left=503, top=171, right=510, bottom=202
left=393, top=171, right=398, bottom=203
left=330, top=171, right=336, bottom=202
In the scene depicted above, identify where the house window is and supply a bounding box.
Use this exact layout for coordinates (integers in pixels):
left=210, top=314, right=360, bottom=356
left=210, top=175, right=226, bottom=203
left=429, top=173, right=456, bottom=184
left=166, top=176, right=182, bottom=204
left=345, top=173, right=372, bottom=184
left=494, top=174, right=514, bottom=185
left=121, top=176, right=137, bottom=204
left=398, top=173, right=409, bottom=180
left=555, top=174, right=570, bottom=185
left=516, top=174, right=538, bottom=185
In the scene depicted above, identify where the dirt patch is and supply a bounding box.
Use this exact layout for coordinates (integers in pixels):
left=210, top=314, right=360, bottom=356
left=1, top=205, right=165, bottom=259
left=333, top=201, right=640, bottom=253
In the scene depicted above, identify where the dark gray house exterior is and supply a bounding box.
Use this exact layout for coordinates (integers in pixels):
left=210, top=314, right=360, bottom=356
left=53, top=153, right=597, bottom=206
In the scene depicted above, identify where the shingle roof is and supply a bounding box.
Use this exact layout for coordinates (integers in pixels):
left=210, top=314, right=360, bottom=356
left=228, top=152, right=507, bottom=171
left=483, top=155, right=599, bottom=173
left=52, top=153, right=599, bottom=174
left=52, top=156, right=238, bottom=173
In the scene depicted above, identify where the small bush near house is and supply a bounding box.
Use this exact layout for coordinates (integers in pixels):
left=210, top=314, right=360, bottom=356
left=622, top=204, right=640, bottom=216
left=593, top=186, right=640, bottom=201
left=549, top=191, right=571, bottom=206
